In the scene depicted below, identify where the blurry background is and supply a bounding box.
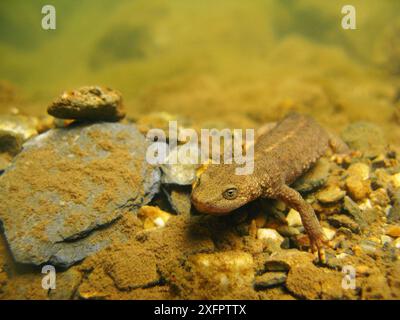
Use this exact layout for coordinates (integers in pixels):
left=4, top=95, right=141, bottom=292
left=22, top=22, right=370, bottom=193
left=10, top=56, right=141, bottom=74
left=1, top=0, right=400, bottom=140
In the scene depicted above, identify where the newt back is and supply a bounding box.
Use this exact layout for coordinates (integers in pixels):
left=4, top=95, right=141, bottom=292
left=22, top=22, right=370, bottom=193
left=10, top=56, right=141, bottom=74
left=255, top=113, right=330, bottom=187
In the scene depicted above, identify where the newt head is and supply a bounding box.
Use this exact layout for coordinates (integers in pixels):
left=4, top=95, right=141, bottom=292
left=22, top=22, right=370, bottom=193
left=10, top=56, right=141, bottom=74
left=191, top=163, right=261, bottom=215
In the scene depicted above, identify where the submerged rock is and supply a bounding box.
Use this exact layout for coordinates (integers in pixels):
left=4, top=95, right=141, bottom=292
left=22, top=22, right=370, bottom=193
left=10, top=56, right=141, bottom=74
left=0, top=123, right=160, bottom=267
left=257, top=228, right=285, bottom=250
left=328, top=214, right=361, bottom=234
left=163, top=185, right=192, bottom=215
left=342, top=196, right=368, bottom=229
left=48, top=86, right=125, bottom=122
left=345, top=176, right=371, bottom=201
left=386, top=225, right=400, bottom=238
left=286, top=209, right=302, bottom=227
left=341, top=122, right=386, bottom=158
left=254, top=272, right=287, bottom=289
left=0, top=115, right=38, bottom=151
left=293, top=158, right=330, bottom=193
left=160, top=145, right=201, bottom=185
left=347, top=162, right=370, bottom=181
left=138, top=205, right=171, bottom=229
left=0, top=114, right=38, bottom=172
left=317, top=186, right=346, bottom=204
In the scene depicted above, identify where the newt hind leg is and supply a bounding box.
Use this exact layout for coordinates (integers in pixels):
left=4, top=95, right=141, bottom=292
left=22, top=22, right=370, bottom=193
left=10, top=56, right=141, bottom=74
left=273, top=184, right=328, bottom=262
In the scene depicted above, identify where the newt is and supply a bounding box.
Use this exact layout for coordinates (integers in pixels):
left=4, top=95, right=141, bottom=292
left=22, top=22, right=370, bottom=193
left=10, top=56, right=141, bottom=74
left=191, top=113, right=348, bottom=261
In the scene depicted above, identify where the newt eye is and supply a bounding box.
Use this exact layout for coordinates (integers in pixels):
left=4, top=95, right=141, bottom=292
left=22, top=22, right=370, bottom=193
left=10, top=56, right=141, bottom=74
left=223, top=187, right=238, bottom=200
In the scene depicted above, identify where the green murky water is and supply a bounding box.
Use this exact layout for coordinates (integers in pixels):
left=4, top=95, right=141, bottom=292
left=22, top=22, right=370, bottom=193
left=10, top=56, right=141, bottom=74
left=0, top=0, right=400, bottom=135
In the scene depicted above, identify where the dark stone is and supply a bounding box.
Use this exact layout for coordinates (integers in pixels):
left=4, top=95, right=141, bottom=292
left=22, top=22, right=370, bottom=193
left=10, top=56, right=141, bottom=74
left=48, top=86, right=125, bottom=122
left=342, top=196, right=368, bottom=229
left=254, top=272, right=287, bottom=289
left=328, top=215, right=361, bottom=234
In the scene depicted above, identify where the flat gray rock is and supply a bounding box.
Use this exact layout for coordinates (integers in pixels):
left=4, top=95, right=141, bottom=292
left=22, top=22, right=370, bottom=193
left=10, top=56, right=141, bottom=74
left=0, top=123, right=160, bottom=267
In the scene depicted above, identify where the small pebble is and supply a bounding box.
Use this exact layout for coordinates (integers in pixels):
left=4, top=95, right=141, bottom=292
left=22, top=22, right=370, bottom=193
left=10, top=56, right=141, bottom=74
left=328, top=215, right=360, bottom=234
left=369, top=188, right=390, bottom=207
left=189, top=251, right=254, bottom=293
left=393, top=238, right=400, bottom=249
left=276, top=225, right=300, bottom=237
left=347, top=162, right=370, bottom=180
left=323, top=227, right=336, bottom=241
left=286, top=209, right=302, bottom=227
left=386, top=225, right=400, bottom=238
left=317, top=186, right=346, bottom=204
left=343, top=196, right=367, bottom=229
left=138, top=205, right=171, bottom=229
left=372, top=169, right=392, bottom=189
left=360, top=240, right=378, bottom=256
left=257, top=228, right=284, bottom=246
left=254, top=272, right=287, bottom=289
left=293, top=158, right=330, bottom=193
left=272, top=200, right=287, bottom=213
left=391, top=173, right=400, bottom=189
left=371, top=154, right=388, bottom=169
left=358, top=199, right=372, bottom=211
left=0, top=114, right=38, bottom=157
left=381, top=235, right=393, bottom=246
left=345, top=176, right=370, bottom=201
left=161, top=145, right=201, bottom=185
left=335, top=253, right=349, bottom=259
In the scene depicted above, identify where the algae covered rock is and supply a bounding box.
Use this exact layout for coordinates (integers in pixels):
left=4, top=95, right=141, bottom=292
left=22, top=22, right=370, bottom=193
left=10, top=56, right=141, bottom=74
left=48, top=86, right=125, bottom=122
left=0, top=122, right=160, bottom=267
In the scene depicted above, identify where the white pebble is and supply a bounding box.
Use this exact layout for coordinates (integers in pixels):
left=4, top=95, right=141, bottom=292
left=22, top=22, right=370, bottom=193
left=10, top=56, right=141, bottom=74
left=257, top=228, right=284, bottom=245
left=358, top=199, right=372, bottom=211
left=381, top=235, right=393, bottom=245
left=336, top=253, right=348, bottom=259
left=323, top=227, right=336, bottom=241
left=153, top=217, right=166, bottom=228
left=286, top=209, right=302, bottom=227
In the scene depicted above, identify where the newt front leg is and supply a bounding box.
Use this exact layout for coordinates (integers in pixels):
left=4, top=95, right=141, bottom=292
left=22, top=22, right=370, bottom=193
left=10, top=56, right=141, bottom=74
left=271, top=184, right=328, bottom=262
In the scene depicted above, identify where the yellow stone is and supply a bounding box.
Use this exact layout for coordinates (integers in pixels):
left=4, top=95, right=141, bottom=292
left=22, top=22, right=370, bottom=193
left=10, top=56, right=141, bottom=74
left=138, top=205, right=171, bottom=229
left=391, top=173, right=400, bottom=189
left=386, top=225, right=400, bottom=238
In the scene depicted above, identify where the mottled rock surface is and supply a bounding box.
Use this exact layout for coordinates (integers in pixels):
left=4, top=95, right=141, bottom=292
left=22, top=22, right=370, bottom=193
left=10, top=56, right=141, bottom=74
left=0, top=123, right=160, bottom=267
left=48, top=86, right=125, bottom=122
